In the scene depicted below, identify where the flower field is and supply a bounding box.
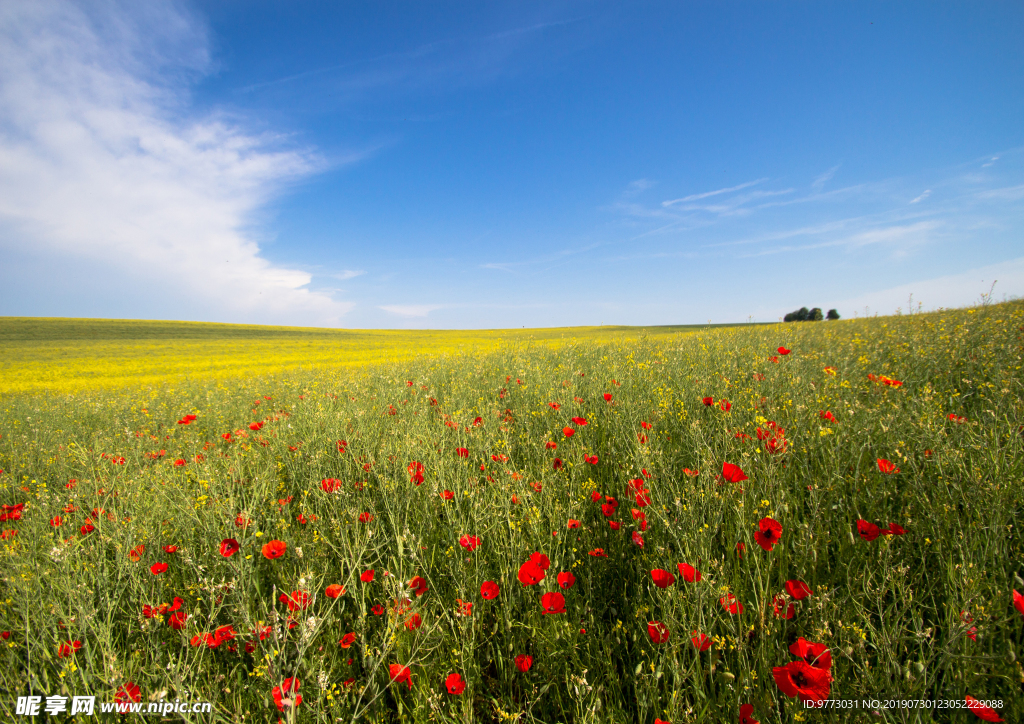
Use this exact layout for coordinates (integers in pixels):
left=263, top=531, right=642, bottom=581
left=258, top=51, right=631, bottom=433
left=1, top=303, right=1023, bottom=723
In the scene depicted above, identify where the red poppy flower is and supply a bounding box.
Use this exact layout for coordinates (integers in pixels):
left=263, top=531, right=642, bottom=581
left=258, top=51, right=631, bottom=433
left=651, top=569, right=675, bottom=589
left=444, top=672, right=466, bottom=695
left=371, top=604, right=385, bottom=615
left=720, top=593, right=744, bottom=614
left=50, top=515, right=62, bottom=527
left=789, top=637, right=832, bottom=670
left=455, top=447, right=469, bottom=459
left=234, top=514, right=251, bottom=529
left=589, top=490, right=601, bottom=502
left=702, top=396, right=714, bottom=406
left=1012, top=589, right=1024, bottom=619
left=772, top=661, right=831, bottom=704
left=389, top=664, right=413, bottom=690
left=566, top=519, right=581, bottom=530
left=965, top=696, right=1004, bottom=722
left=819, top=410, right=837, bottom=423
left=115, top=682, right=141, bottom=704
left=552, top=458, right=563, bottom=470
left=360, top=569, right=375, bottom=583
left=163, top=545, right=178, bottom=554
left=690, top=631, right=712, bottom=651
left=641, top=421, right=653, bottom=429
left=409, top=576, right=429, bottom=596
left=589, top=548, right=608, bottom=557
left=150, top=562, right=168, bottom=575
left=778, top=346, right=790, bottom=355
left=325, top=584, right=345, bottom=599
left=57, top=640, right=82, bottom=658
left=128, top=544, right=145, bottom=562
left=857, top=520, right=881, bottom=541
left=677, top=563, right=702, bottom=582
left=168, top=611, right=187, bottom=630
left=339, top=632, right=357, bottom=648
left=682, top=467, right=699, bottom=477
left=545, top=441, right=558, bottom=451
left=608, top=521, right=621, bottom=530
left=647, top=620, right=670, bottom=644
left=885, top=522, right=906, bottom=536
left=722, top=462, right=748, bottom=483
left=632, top=531, right=644, bottom=547
left=511, top=495, right=521, bottom=504
left=548, top=402, right=561, bottom=410
left=584, top=453, right=599, bottom=464
left=321, top=478, right=341, bottom=493
left=480, top=581, right=500, bottom=599
left=404, top=613, right=422, bottom=630
left=719, top=400, right=732, bottom=412
left=540, top=591, right=565, bottom=614
left=472, top=417, right=483, bottom=426
left=358, top=512, right=374, bottom=523
left=217, top=536, right=238, bottom=561
left=557, top=572, right=576, bottom=589
left=279, top=591, right=311, bottom=612
left=785, top=580, right=812, bottom=600
left=262, top=540, right=287, bottom=559
left=740, top=703, right=760, bottom=724
left=773, top=595, right=795, bottom=619
left=603, top=393, right=612, bottom=402
left=515, top=654, right=533, bottom=672
left=754, top=518, right=782, bottom=551
left=634, top=490, right=651, bottom=507
left=407, top=461, right=425, bottom=485
left=562, top=427, right=575, bottom=438
left=877, top=458, right=900, bottom=474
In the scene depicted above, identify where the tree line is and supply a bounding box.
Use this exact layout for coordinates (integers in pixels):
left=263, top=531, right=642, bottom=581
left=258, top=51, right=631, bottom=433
left=783, top=307, right=840, bottom=322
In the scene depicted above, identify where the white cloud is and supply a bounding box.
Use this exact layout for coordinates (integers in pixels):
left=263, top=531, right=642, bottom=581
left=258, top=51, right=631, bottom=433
left=909, top=189, right=931, bottom=204
left=0, top=1, right=354, bottom=325
left=380, top=304, right=443, bottom=317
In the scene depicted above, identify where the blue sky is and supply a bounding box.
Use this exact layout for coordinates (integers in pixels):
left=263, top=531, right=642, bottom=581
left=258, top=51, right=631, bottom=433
left=1, top=1, right=1022, bottom=328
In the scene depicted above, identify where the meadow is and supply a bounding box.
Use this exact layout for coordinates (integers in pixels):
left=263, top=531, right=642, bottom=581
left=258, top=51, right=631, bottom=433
left=0, top=303, right=1022, bottom=723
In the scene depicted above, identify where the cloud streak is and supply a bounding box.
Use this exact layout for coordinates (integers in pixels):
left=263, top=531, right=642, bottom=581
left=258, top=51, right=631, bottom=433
left=0, top=0, right=353, bottom=325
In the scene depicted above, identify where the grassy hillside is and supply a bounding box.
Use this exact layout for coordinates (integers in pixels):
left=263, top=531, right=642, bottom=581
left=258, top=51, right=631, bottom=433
left=0, top=302, right=1021, bottom=723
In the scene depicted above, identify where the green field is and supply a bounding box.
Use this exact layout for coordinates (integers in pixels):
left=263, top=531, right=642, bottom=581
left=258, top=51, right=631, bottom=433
left=0, top=304, right=1022, bottom=723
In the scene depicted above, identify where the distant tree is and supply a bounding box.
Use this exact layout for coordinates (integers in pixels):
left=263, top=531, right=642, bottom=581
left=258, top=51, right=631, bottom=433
left=826, top=309, right=840, bottom=320
left=809, top=307, right=823, bottom=321
left=784, top=307, right=811, bottom=322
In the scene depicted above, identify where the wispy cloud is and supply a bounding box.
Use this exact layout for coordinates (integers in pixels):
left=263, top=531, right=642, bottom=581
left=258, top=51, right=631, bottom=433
left=0, top=1, right=353, bottom=325
left=909, top=189, right=931, bottom=204
left=332, top=270, right=365, bottom=281
left=623, top=178, right=656, bottom=197
left=812, top=165, right=841, bottom=190
left=380, top=304, right=443, bottom=317
left=661, top=178, right=768, bottom=207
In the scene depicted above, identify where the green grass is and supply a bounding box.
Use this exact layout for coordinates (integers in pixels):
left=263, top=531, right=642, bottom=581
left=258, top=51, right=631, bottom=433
left=0, top=303, right=1022, bottom=723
